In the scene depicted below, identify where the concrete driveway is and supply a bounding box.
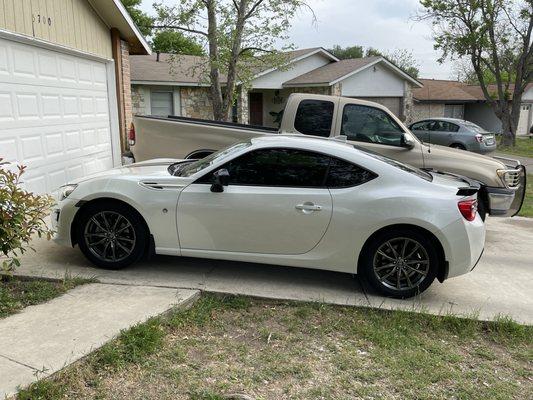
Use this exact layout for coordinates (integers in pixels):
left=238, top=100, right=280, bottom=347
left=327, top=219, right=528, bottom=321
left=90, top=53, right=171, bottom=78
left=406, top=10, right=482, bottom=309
left=15, top=217, right=533, bottom=324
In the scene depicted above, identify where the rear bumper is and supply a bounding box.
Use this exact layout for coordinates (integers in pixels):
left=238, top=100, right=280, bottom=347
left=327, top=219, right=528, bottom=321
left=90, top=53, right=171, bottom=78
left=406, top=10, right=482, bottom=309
left=441, top=216, right=486, bottom=280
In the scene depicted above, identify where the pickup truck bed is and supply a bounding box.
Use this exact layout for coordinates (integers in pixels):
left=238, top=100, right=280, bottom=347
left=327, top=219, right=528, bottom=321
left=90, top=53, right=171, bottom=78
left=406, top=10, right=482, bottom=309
left=131, top=115, right=277, bottom=161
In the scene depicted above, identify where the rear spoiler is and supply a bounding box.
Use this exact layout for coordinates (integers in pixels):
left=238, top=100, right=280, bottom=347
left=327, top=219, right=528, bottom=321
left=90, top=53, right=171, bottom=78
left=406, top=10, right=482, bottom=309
left=422, top=168, right=481, bottom=196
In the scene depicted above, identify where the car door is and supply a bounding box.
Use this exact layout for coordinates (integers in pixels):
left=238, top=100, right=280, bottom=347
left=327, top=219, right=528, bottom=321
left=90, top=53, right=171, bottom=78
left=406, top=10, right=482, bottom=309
left=428, top=120, right=455, bottom=146
left=409, top=120, right=432, bottom=142
left=177, top=148, right=333, bottom=255
left=336, top=102, right=425, bottom=168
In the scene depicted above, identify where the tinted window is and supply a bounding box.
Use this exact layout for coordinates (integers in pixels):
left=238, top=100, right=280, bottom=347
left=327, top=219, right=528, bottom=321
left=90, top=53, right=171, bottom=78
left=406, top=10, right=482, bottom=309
left=341, top=104, right=404, bottom=147
left=410, top=121, right=431, bottom=131
left=326, top=158, right=377, bottom=188
left=294, top=100, right=334, bottom=137
left=354, top=146, right=433, bottom=182
left=430, top=120, right=460, bottom=133
left=198, top=148, right=330, bottom=187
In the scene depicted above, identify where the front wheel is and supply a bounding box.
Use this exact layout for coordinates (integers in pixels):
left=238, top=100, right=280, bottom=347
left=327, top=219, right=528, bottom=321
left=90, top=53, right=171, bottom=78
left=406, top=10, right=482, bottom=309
left=359, top=229, right=440, bottom=298
left=76, top=203, right=147, bottom=269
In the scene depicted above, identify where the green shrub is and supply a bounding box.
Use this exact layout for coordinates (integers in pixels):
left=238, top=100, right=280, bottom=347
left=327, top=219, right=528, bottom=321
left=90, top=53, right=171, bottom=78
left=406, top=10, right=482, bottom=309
left=0, top=159, right=54, bottom=272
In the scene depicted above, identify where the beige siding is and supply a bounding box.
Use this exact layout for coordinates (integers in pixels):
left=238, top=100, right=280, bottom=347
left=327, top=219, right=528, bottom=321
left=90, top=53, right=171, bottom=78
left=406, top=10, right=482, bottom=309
left=0, top=0, right=112, bottom=58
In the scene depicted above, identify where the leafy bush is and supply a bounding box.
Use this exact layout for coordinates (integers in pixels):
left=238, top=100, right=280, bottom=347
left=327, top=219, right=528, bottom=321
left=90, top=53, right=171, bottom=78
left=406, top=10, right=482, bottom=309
left=0, top=159, right=54, bottom=272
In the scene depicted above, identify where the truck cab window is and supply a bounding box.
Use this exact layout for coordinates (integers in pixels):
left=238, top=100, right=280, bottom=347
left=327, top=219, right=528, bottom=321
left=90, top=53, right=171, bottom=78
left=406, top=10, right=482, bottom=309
left=294, top=100, right=334, bottom=137
left=341, top=104, right=405, bottom=147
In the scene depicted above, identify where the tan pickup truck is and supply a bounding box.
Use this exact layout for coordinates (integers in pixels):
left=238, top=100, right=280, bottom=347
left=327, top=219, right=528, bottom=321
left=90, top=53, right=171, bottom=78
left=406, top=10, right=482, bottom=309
left=130, top=93, right=526, bottom=218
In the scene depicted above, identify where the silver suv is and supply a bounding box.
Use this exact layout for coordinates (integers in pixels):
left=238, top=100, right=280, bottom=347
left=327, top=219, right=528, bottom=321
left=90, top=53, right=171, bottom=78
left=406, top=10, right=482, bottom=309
left=408, top=118, right=497, bottom=154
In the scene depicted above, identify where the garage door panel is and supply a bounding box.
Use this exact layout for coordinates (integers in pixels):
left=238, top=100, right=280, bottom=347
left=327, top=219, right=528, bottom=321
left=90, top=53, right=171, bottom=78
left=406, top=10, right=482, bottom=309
left=0, top=138, right=18, bottom=162
left=0, top=37, right=115, bottom=194
left=0, top=92, right=13, bottom=120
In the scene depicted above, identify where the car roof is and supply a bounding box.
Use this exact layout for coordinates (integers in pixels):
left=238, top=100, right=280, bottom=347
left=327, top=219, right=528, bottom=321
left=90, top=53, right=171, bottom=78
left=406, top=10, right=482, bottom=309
left=250, top=134, right=357, bottom=153
left=418, top=117, right=466, bottom=124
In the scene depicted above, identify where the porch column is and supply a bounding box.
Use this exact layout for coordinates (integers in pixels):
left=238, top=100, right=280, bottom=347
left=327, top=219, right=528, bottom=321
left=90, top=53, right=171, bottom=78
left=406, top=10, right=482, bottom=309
left=237, top=86, right=249, bottom=124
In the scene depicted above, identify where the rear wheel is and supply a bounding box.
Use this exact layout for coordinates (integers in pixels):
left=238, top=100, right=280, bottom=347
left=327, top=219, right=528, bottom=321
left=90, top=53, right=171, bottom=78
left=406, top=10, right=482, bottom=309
left=76, top=203, right=147, bottom=269
left=360, top=229, right=440, bottom=298
left=450, top=143, right=466, bottom=150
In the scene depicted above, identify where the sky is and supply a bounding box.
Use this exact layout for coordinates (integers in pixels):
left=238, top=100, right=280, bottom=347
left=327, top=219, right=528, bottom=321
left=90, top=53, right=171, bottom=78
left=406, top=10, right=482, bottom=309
left=139, top=0, right=455, bottom=79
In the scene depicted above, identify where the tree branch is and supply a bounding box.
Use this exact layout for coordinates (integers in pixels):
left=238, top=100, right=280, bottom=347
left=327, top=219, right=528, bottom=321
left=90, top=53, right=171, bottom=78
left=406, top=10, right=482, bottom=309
left=151, top=25, right=209, bottom=37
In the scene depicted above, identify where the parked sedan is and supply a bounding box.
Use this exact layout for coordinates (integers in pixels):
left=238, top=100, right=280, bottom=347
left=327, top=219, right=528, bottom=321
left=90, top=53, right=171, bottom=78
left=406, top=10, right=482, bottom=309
left=52, top=136, right=485, bottom=298
left=409, top=118, right=497, bottom=154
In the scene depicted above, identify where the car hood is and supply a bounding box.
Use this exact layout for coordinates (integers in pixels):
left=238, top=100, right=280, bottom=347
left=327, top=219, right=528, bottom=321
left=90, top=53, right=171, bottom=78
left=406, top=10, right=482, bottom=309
left=66, top=158, right=184, bottom=185
left=422, top=143, right=505, bottom=169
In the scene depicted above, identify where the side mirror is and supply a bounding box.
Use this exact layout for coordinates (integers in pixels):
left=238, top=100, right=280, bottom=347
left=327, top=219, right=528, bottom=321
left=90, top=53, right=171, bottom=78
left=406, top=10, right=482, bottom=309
left=401, top=133, right=415, bottom=149
left=210, top=168, right=230, bottom=193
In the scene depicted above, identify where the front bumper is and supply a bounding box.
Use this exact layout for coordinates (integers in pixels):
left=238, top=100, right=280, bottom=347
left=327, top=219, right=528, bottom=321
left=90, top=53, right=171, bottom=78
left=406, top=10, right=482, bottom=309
left=51, top=198, right=80, bottom=247
left=486, top=156, right=526, bottom=217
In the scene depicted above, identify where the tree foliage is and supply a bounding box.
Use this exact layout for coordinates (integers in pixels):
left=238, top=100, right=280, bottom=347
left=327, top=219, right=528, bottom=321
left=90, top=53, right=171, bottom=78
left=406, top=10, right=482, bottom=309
left=328, top=45, right=420, bottom=78
left=419, top=0, right=533, bottom=145
left=153, top=0, right=314, bottom=121
left=328, top=45, right=364, bottom=59
left=121, top=0, right=154, bottom=37
left=152, top=30, right=205, bottom=55
left=0, top=160, right=54, bottom=272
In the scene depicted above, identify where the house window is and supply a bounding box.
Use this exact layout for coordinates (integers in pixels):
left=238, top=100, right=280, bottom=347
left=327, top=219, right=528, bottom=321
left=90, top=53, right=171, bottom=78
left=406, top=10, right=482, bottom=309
left=151, top=90, right=173, bottom=116
left=444, top=104, right=464, bottom=119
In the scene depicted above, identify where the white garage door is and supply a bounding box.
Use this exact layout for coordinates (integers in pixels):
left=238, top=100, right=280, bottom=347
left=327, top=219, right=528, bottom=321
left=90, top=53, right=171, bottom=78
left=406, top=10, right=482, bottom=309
left=0, top=37, right=116, bottom=194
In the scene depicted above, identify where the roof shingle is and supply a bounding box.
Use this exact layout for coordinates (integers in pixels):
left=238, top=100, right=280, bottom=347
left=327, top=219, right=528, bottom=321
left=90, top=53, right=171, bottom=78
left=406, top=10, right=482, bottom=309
left=283, top=57, right=380, bottom=86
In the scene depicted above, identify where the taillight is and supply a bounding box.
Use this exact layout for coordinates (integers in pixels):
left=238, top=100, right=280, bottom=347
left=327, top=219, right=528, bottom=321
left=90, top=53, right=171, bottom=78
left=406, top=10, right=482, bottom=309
left=128, top=123, right=136, bottom=146
left=474, top=133, right=484, bottom=143
left=458, top=199, right=477, bottom=221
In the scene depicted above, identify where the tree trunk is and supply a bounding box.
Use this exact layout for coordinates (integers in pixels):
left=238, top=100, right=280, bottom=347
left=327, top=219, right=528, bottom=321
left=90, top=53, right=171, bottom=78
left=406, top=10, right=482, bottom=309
left=206, top=0, right=225, bottom=121
left=500, top=112, right=515, bottom=147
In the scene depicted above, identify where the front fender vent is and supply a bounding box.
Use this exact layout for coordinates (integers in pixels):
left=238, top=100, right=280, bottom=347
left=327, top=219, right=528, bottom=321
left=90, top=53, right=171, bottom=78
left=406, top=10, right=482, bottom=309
left=139, top=181, right=185, bottom=191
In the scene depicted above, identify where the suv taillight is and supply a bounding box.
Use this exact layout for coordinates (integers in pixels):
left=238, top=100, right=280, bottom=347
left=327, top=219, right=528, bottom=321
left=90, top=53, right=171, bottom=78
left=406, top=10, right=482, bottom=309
left=128, top=123, right=136, bottom=146
left=458, top=199, right=477, bottom=221
left=475, top=133, right=484, bottom=143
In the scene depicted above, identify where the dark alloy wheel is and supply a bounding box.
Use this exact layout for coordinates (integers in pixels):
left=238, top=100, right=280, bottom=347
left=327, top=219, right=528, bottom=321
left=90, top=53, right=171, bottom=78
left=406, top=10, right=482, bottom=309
left=360, top=229, right=440, bottom=298
left=76, top=203, right=147, bottom=269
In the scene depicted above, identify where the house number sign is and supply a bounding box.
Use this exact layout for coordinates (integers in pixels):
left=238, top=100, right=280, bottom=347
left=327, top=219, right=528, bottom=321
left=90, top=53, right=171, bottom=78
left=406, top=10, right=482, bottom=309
left=33, top=14, right=52, bottom=26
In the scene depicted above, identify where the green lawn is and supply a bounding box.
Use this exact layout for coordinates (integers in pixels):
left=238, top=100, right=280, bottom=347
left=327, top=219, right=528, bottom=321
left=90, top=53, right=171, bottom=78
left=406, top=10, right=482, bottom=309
left=497, top=136, right=533, bottom=158
left=0, top=275, right=93, bottom=318
left=18, top=294, right=533, bottom=400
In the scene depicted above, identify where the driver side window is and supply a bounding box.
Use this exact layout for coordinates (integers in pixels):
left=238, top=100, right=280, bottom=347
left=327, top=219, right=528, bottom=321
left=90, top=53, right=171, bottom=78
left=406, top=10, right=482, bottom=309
left=341, top=104, right=404, bottom=147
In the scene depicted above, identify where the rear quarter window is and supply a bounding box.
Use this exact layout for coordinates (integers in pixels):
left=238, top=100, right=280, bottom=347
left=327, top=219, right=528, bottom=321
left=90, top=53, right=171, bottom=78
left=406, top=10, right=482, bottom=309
left=294, top=100, right=334, bottom=137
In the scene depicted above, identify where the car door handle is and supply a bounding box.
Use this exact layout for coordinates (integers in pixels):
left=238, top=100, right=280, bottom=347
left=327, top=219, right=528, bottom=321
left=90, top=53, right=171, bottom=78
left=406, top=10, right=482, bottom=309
left=295, top=203, right=322, bottom=212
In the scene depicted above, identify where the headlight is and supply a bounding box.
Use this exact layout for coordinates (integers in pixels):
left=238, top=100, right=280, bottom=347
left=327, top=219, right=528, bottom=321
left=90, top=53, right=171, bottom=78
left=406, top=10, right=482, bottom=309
left=496, top=169, right=520, bottom=188
left=59, top=184, right=78, bottom=201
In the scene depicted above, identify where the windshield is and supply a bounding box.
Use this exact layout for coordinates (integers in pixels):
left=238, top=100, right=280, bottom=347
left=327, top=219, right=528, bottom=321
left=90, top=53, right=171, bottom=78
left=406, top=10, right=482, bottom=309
left=353, top=145, right=433, bottom=181
left=171, top=140, right=253, bottom=177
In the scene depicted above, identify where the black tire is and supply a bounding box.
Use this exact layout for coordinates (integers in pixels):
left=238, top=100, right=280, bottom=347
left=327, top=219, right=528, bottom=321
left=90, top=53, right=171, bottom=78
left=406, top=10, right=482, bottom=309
left=76, top=202, right=147, bottom=269
left=450, top=143, right=466, bottom=150
left=359, top=228, right=440, bottom=298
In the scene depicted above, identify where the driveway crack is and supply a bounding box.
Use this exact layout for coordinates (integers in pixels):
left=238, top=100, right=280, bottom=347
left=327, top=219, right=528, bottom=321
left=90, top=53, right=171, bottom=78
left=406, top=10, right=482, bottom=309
left=0, top=353, right=43, bottom=373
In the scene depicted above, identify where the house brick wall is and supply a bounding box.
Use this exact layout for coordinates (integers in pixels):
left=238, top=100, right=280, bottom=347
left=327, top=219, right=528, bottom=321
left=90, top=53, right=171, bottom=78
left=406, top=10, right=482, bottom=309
left=131, top=85, right=146, bottom=115
left=180, top=87, right=214, bottom=119
left=121, top=40, right=133, bottom=142
left=412, top=102, right=445, bottom=121
left=402, top=82, right=414, bottom=124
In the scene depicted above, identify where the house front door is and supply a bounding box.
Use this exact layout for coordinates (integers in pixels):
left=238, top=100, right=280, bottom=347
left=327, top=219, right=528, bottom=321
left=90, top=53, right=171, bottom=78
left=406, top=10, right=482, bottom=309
left=249, top=92, right=263, bottom=126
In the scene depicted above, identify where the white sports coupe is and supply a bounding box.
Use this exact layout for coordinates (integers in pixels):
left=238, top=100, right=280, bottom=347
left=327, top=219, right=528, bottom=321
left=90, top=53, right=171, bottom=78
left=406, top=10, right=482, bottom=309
left=53, top=135, right=485, bottom=298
